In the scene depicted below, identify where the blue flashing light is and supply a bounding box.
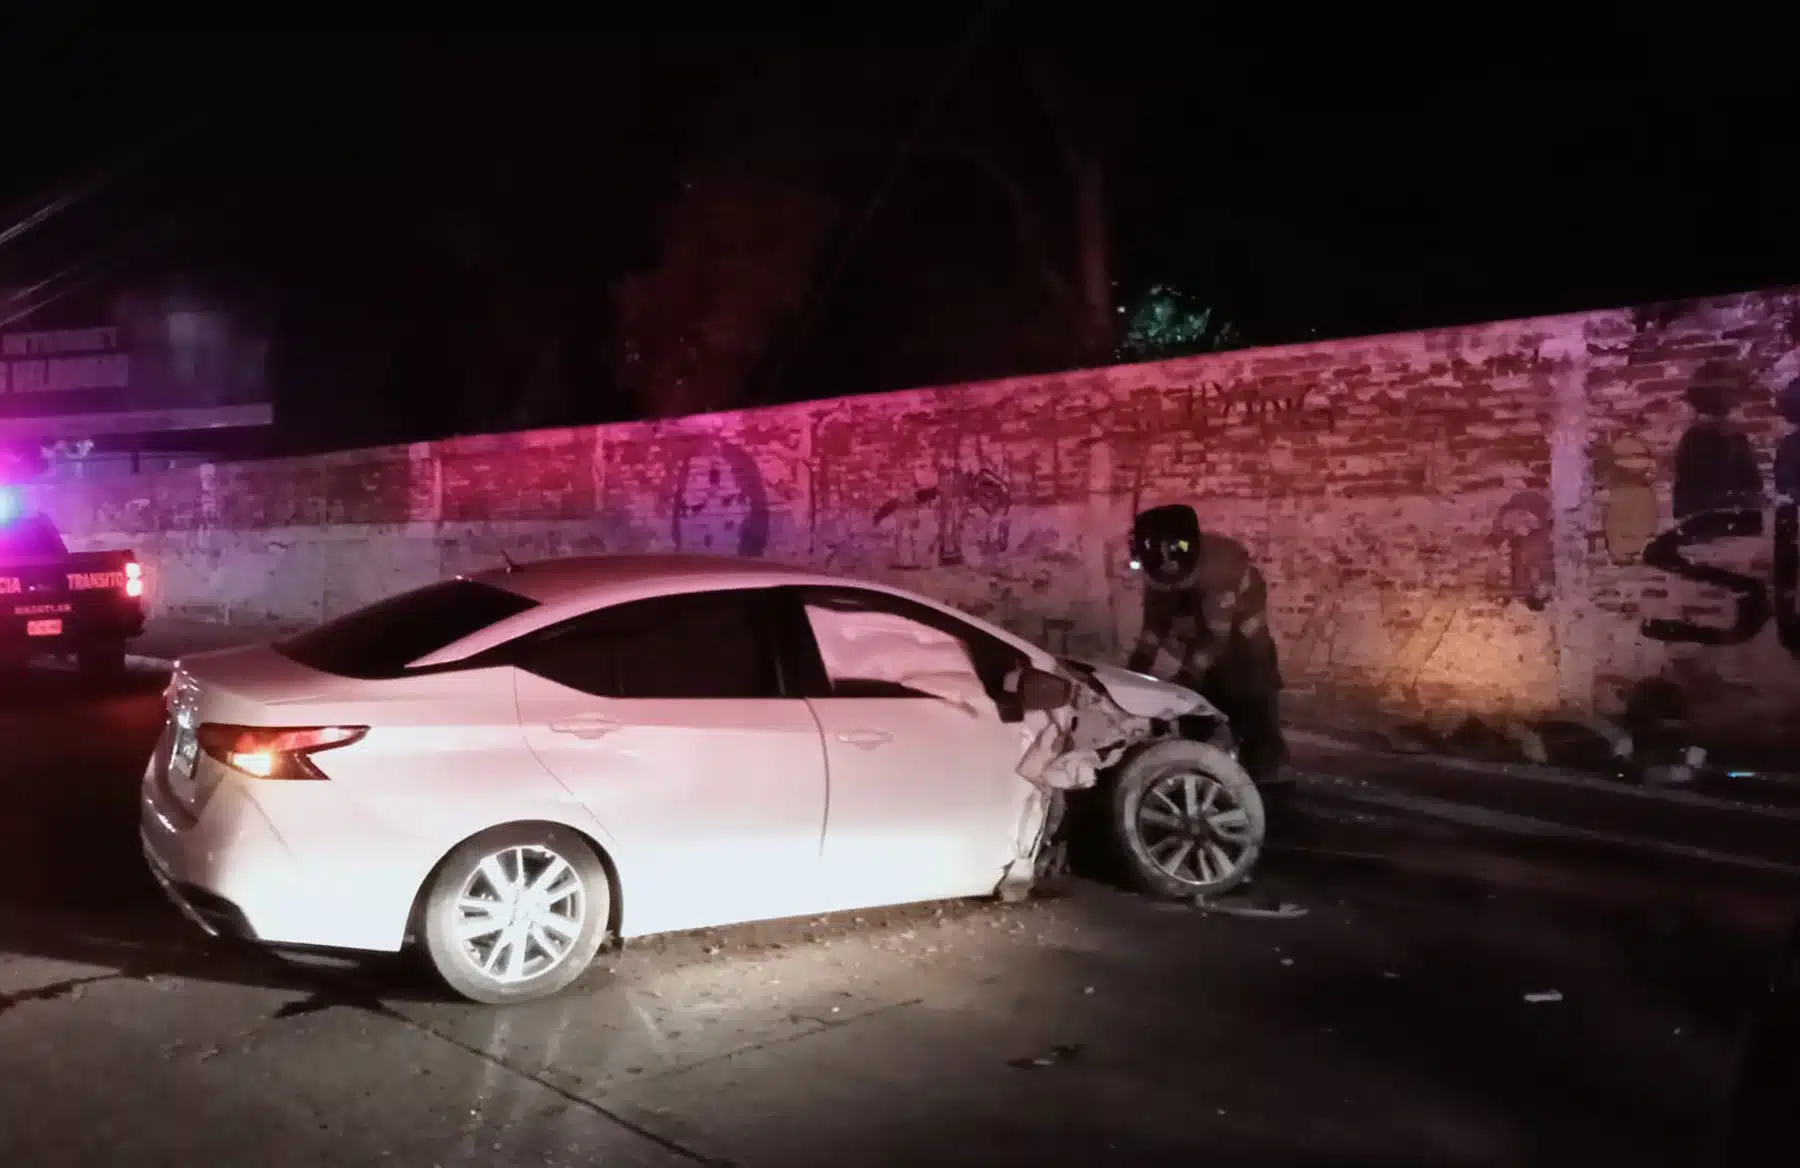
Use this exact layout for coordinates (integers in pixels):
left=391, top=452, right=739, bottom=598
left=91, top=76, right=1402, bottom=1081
left=0, top=485, right=18, bottom=524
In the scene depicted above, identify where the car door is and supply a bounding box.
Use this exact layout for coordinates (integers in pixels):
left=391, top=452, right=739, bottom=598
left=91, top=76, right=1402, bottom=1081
left=771, top=585, right=1038, bottom=908
left=509, top=587, right=830, bottom=935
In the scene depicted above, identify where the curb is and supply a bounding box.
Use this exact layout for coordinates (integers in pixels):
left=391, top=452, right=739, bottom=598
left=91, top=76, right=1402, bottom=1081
left=1290, top=719, right=1800, bottom=792
left=1289, top=776, right=1800, bottom=879
left=1290, top=728, right=1800, bottom=822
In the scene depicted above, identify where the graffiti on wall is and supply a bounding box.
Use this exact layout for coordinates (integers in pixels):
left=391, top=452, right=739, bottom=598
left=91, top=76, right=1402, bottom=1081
left=1490, top=490, right=1555, bottom=611
left=661, top=414, right=1033, bottom=579
left=1673, top=373, right=1764, bottom=520
left=819, top=375, right=1333, bottom=581
left=669, top=439, right=770, bottom=557
left=1635, top=362, right=1800, bottom=651
left=868, top=450, right=1012, bottom=571
left=1771, top=379, right=1800, bottom=655
left=1154, top=380, right=1337, bottom=435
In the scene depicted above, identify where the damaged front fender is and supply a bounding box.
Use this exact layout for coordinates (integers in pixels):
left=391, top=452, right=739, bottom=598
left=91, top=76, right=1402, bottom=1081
left=1011, top=658, right=1223, bottom=795
left=1067, top=660, right=1213, bottom=722
left=997, top=658, right=1224, bottom=899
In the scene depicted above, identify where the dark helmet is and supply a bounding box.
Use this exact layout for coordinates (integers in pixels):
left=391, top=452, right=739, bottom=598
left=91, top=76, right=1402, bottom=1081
left=1130, top=503, right=1201, bottom=582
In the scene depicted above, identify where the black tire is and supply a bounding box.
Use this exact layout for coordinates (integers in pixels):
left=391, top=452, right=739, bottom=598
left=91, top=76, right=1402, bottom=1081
left=78, top=644, right=126, bottom=679
left=1110, top=738, right=1265, bottom=900
left=419, top=823, right=611, bottom=1005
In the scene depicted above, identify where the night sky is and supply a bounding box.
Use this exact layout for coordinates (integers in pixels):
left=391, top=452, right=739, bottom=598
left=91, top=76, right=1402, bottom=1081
left=1, top=5, right=1795, bottom=452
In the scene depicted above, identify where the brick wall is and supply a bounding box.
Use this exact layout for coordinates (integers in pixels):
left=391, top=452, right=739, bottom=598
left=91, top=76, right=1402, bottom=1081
left=33, top=286, right=1800, bottom=736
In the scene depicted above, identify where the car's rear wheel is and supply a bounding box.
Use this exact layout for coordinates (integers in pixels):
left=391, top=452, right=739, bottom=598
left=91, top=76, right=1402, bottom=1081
left=1110, top=738, right=1265, bottom=900
left=420, top=824, right=610, bottom=1005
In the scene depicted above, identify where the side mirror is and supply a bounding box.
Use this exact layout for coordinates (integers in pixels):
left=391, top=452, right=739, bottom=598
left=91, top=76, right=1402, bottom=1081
left=1017, top=666, right=1074, bottom=712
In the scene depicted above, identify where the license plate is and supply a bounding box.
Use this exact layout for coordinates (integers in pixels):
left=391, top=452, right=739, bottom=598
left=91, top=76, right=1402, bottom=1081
left=168, top=724, right=198, bottom=797
left=26, top=619, right=62, bottom=637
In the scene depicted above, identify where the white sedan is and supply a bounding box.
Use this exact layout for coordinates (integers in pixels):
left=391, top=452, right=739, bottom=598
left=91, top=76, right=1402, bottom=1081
left=141, top=555, right=1263, bottom=1003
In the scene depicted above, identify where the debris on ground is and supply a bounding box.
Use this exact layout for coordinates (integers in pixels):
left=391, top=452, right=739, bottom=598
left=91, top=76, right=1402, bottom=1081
left=1008, top=1042, right=1084, bottom=1069
left=1192, top=893, right=1310, bottom=920
left=1523, top=989, right=1563, bottom=1003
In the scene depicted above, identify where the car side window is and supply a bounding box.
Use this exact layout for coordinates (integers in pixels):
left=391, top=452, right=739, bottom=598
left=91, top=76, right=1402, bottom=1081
left=791, top=587, right=1029, bottom=715
left=509, top=589, right=781, bottom=700
left=804, top=602, right=980, bottom=700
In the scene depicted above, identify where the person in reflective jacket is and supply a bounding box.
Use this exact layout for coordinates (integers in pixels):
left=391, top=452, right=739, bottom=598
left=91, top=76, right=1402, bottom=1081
left=1125, top=503, right=1291, bottom=795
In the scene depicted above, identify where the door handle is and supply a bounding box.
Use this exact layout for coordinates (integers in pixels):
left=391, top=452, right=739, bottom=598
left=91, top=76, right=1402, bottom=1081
left=837, top=729, right=892, bottom=749
left=550, top=717, right=622, bottom=739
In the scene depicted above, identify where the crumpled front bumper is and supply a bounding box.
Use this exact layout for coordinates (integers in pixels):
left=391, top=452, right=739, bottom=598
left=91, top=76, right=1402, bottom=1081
left=995, top=666, right=1199, bottom=897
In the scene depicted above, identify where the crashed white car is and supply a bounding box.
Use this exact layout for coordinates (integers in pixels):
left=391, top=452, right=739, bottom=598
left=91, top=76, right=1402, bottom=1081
left=141, top=555, right=1263, bottom=1003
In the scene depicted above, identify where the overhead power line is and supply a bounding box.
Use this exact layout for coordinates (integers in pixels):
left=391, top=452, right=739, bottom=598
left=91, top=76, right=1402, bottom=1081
left=0, top=111, right=210, bottom=258
left=0, top=27, right=335, bottom=268
left=755, top=0, right=1010, bottom=405
left=0, top=213, right=183, bottom=330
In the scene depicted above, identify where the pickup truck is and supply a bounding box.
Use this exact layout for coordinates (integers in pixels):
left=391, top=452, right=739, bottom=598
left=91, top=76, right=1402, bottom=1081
left=0, top=505, right=145, bottom=676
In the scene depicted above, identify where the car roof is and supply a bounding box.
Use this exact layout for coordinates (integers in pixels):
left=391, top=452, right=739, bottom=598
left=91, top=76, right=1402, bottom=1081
left=468, top=553, right=848, bottom=605
left=416, top=553, right=1050, bottom=668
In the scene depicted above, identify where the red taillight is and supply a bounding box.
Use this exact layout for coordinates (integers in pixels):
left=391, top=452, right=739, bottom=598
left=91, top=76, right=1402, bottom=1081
left=124, top=561, right=144, bottom=598
left=196, top=724, right=367, bottom=780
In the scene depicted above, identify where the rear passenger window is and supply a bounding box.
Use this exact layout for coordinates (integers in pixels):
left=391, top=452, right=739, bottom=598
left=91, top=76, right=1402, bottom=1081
left=511, top=589, right=780, bottom=700
left=275, top=578, right=539, bottom=679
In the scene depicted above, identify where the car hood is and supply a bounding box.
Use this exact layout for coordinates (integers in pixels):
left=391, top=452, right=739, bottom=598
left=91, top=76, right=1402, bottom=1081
left=1068, top=660, right=1209, bottom=720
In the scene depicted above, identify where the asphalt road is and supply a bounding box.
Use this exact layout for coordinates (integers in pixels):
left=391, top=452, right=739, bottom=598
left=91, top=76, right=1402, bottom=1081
left=0, top=668, right=1789, bottom=1167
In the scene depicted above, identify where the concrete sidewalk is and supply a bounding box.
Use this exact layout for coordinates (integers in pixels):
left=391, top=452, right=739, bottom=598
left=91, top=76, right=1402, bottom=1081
left=1285, top=688, right=1800, bottom=795
left=1287, top=732, right=1800, bottom=885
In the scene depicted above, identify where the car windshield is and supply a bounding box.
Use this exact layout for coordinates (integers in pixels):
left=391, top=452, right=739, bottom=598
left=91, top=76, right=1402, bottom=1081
left=0, top=514, right=67, bottom=558
left=275, top=578, right=539, bottom=679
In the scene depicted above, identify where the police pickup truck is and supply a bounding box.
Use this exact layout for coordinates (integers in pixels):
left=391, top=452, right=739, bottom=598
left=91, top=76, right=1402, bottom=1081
left=0, top=496, right=145, bottom=677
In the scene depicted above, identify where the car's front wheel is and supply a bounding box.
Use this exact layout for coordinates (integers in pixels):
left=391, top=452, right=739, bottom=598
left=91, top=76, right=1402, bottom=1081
left=419, top=824, right=611, bottom=1004
left=1110, top=738, right=1265, bottom=900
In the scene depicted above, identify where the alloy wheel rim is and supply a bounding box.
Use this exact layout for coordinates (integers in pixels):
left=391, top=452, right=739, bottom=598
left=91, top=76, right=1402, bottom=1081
left=1134, top=769, right=1258, bottom=888
left=455, top=844, right=586, bottom=984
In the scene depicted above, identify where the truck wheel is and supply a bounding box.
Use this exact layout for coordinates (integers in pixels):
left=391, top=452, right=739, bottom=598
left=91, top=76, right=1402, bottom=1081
left=1110, top=739, right=1265, bottom=900
left=78, top=645, right=126, bottom=680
